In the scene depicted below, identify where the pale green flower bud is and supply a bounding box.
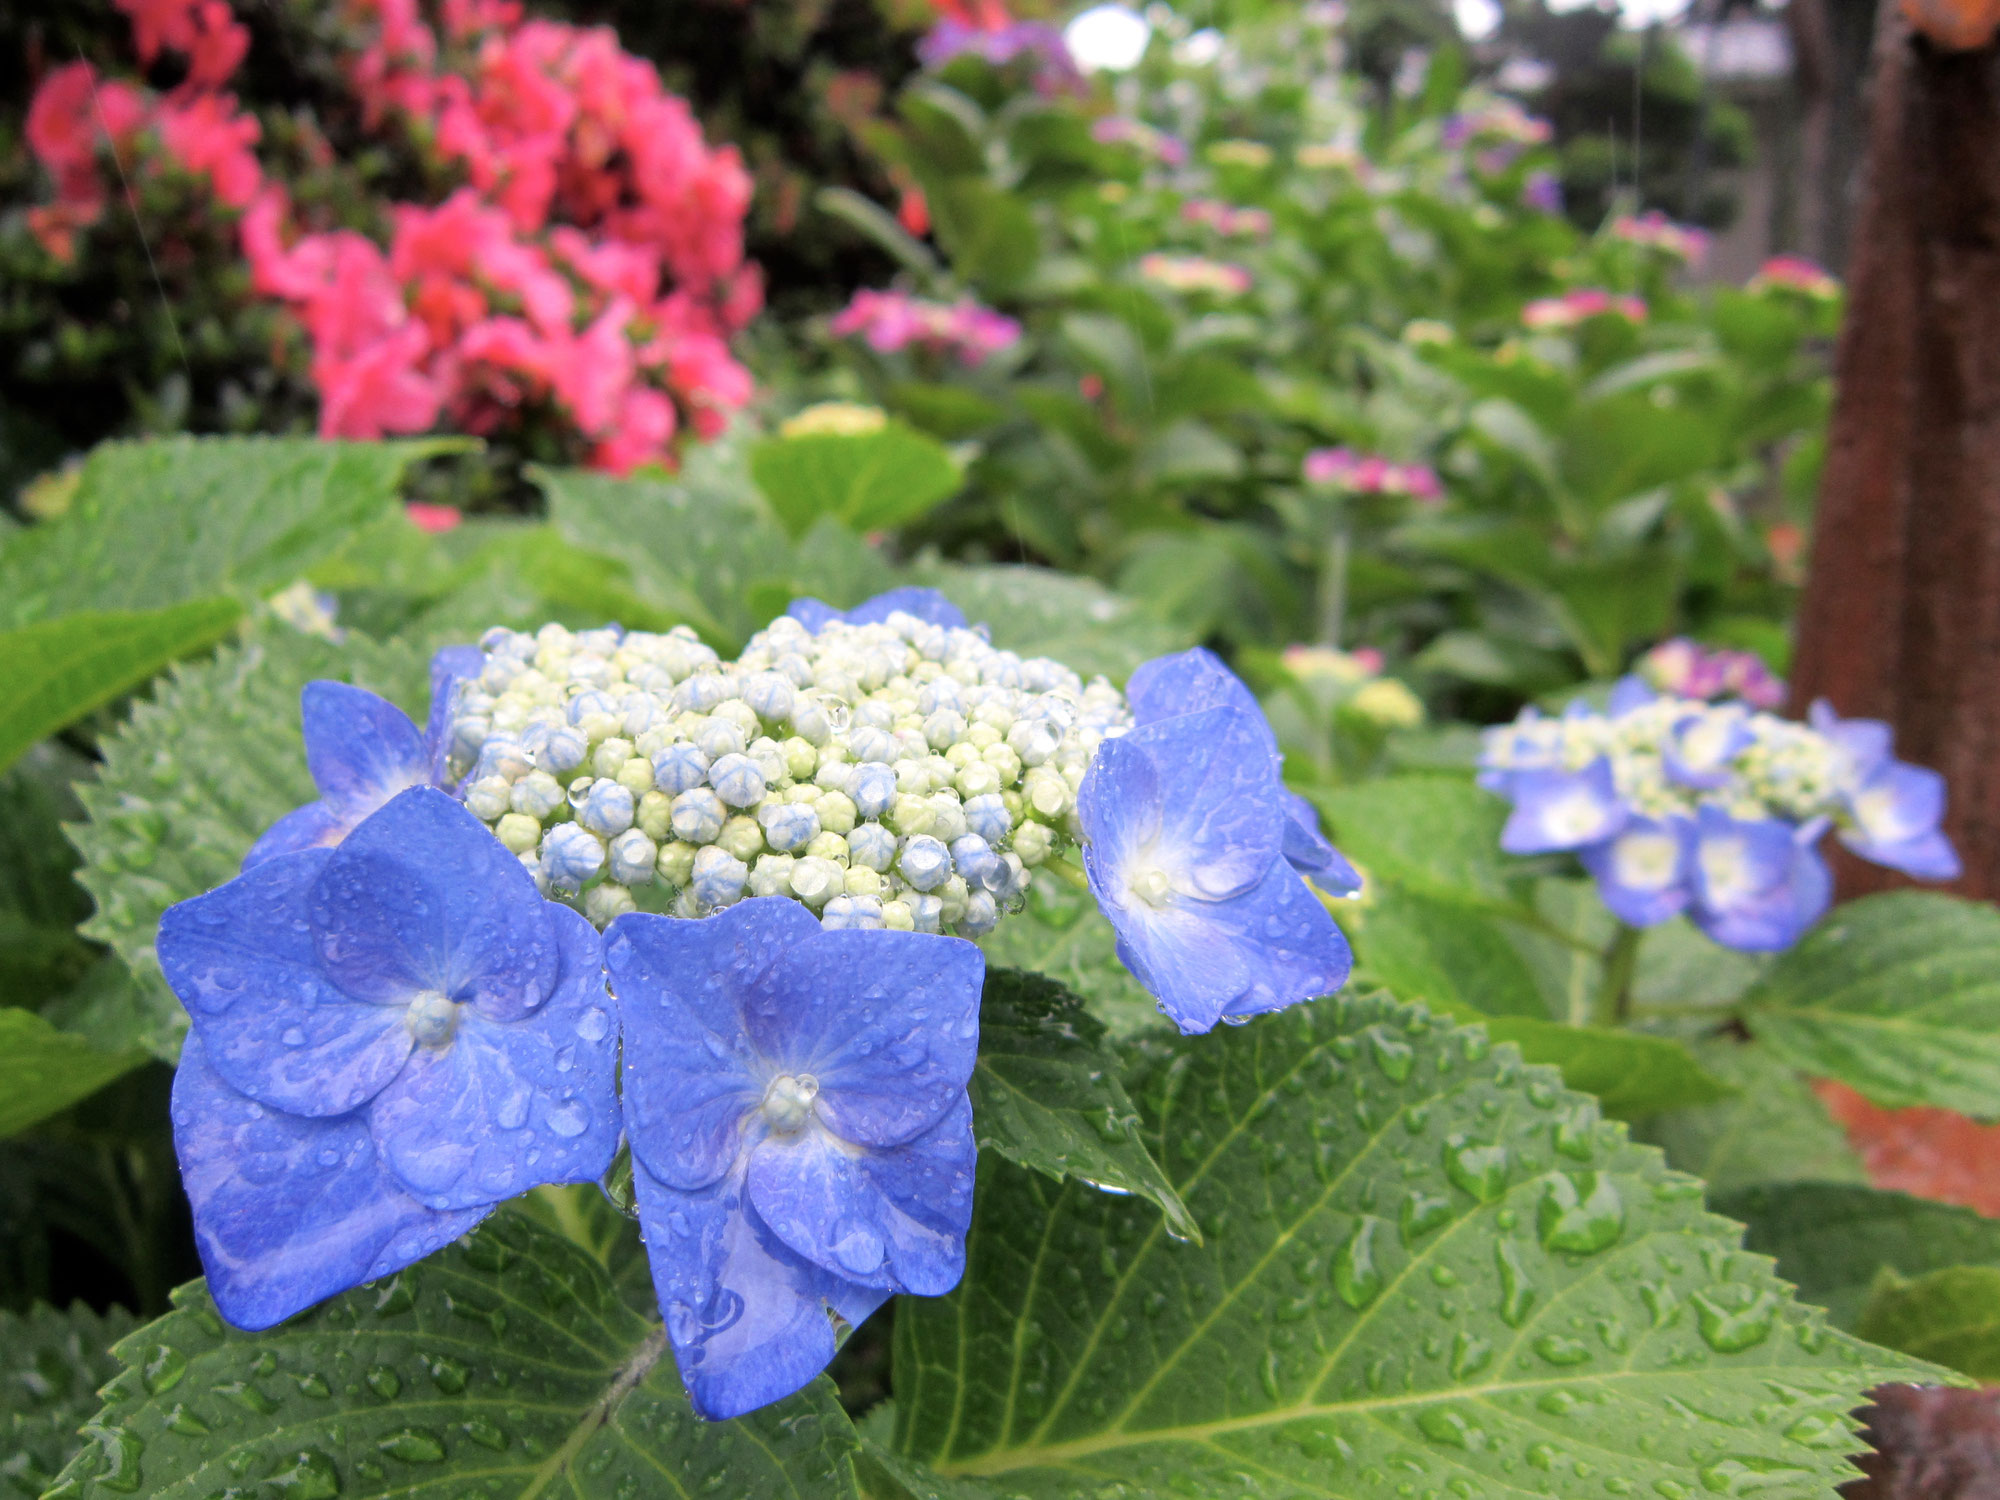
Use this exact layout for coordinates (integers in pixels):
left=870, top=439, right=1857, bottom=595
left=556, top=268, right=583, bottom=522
left=843, top=864, right=885, bottom=900
left=815, top=791, right=858, bottom=836
left=805, top=831, right=850, bottom=866
left=749, top=853, right=797, bottom=898
left=616, top=756, right=654, bottom=797
left=881, top=899, right=915, bottom=932
left=888, top=794, right=935, bottom=836
left=465, top=775, right=512, bottom=822
left=719, top=815, right=766, bottom=862
left=495, top=813, right=542, bottom=854
left=1013, top=820, right=1056, bottom=866
left=592, top=736, right=635, bottom=779
left=780, top=737, right=818, bottom=780
left=512, top=770, right=565, bottom=819
left=790, top=855, right=845, bottom=906
left=586, top=883, right=637, bottom=926
left=657, top=839, right=698, bottom=886
left=636, top=790, right=674, bottom=842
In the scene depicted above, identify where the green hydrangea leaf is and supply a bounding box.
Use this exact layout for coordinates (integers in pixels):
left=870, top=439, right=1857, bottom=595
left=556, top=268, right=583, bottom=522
left=1308, top=777, right=1514, bottom=905
left=0, top=1008, right=145, bottom=1138
left=0, top=601, right=244, bottom=775
left=0, top=437, right=456, bottom=626
left=750, top=423, right=963, bottom=539
left=1744, top=892, right=2000, bottom=1118
left=69, top=623, right=432, bottom=1061
left=915, top=565, right=1194, bottom=685
left=45, top=1212, right=862, bottom=1500
left=1632, top=1039, right=1865, bottom=1197
left=1855, top=1266, right=2000, bottom=1381
left=892, top=992, right=1942, bottom=1496
left=1, top=1302, right=137, bottom=1500
left=975, top=874, right=1162, bottom=1040
left=973, top=968, right=1198, bottom=1245
left=1719, top=1182, right=2000, bottom=1329
left=1426, top=1008, right=1735, bottom=1120
left=1347, top=886, right=1549, bottom=1020
left=0, top=749, right=98, bottom=1005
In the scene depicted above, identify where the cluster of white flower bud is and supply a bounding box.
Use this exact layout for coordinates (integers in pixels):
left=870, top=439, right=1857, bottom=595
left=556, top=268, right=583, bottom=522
left=444, top=613, right=1129, bottom=933
left=1482, top=694, right=1853, bottom=825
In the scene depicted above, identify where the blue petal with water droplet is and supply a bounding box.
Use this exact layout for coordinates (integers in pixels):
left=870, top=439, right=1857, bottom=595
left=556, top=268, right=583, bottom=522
left=307, top=788, right=557, bottom=1019
left=745, top=1096, right=973, bottom=1295
left=632, top=1154, right=884, bottom=1422
left=368, top=903, right=618, bottom=1210
left=160, top=848, right=414, bottom=1118
left=171, top=1034, right=486, bottom=1332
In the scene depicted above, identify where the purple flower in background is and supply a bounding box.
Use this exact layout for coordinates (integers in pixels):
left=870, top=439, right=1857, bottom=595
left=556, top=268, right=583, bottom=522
left=160, top=787, right=619, bottom=1330
left=1637, top=638, right=1786, bottom=709
left=830, top=289, right=1022, bottom=366
left=1091, top=116, right=1189, bottom=166
left=607, top=899, right=982, bottom=1420
left=1522, top=170, right=1564, bottom=215
left=1125, top=646, right=1362, bottom=895
left=244, top=645, right=483, bottom=868
left=918, top=19, right=1084, bottom=95
left=786, top=586, right=968, bottom=635
left=1079, top=706, right=1353, bottom=1034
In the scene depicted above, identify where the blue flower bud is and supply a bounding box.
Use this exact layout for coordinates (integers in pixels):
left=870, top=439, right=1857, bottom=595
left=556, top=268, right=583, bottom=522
left=608, top=828, right=658, bottom=884
left=651, top=742, right=710, bottom=795
left=820, top=894, right=884, bottom=931
left=758, top=801, right=821, bottom=852
left=949, top=833, right=1002, bottom=890
left=691, top=845, right=748, bottom=907
left=849, top=727, right=899, bottom=765
left=906, top=892, right=944, bottom=933
left=898, top=834, right=952, bottom=891
left=472, top=734, right=532, bottom=781
left=674, top=675, right=730, bottom=712
left=671, top=788, right=728, bottom=844
left=958, top=889, right=1000, bottom=936
left=918, top=679, right=964, bottom=715
left=848, top=762, right=899, bottom=819
left=742, top=672, right=796, bottom=723
left=847, top=822, right=897, bottom=872
left=708, top=753, right=767, bottom=808
left=696, top=719, right=747, bottom=760
left=543, top=822, right=606, bottom=890
left=539, top=727, right=589, bottom=774
left=963, top=793, right=1012, bottom=844
left=568, top=690, right=617, bottom=726
left=578, top=780, right=636, bottom=837
left=511, top=770, right=564, bottom=819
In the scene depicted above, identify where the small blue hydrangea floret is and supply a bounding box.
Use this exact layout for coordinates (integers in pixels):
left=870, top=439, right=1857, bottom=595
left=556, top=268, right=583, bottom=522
left=159, top=787, right=619, bottom=1331
left=1498, top=759, right=1627, bottom=855
left=606, top=899, right=982, bottom=1421
left=1688, top=807, right=1832, bottom=951
left=1079, top=705, right=1353, bottom=1035
left=653, top=743, right=712, bottom=795
left=1577, top=815, right=1693, bottom=927
left=243, top=646, right=482, bottom=869
left=1841, top=760, right=1960, bottom=879
left=847, top=763, right=899, bottom=819
left=786, top=587, right=968, bottom=634
left=1124, top=648, right=1362, bottom=897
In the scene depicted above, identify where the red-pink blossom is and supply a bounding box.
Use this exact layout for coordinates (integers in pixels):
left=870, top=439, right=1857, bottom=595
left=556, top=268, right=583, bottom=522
left=316, top=323, right=442, bottom=439
left=155, top=93, right=262, bottom=206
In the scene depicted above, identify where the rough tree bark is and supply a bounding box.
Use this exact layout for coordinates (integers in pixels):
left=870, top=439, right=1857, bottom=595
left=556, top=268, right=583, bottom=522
left=1786, top=0, right=2000, bottom=900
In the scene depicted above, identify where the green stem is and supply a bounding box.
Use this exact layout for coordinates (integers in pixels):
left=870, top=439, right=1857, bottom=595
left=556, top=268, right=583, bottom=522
left=1318, top=505, right=1352, bottom=648
left=1043, top=856, right=1089, bottom=893
left=1592, top=922, right=1643, bottom=1028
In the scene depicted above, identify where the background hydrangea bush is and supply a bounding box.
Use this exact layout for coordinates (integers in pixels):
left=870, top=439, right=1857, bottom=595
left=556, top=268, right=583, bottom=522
left=7, top=0, right=2000, bottom=1496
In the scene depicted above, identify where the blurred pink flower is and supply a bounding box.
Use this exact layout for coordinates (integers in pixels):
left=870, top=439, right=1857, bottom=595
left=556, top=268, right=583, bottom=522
left=1748, top=255, right=1841, bottom=301
left=1611, top=210, right=1710, bottom=268
left=1137, top=253, right=1252, bottom=296
left=1522, top=289, right=1647, bottom=330
left=831, top=289, right=1022, bottom=366
left=1303, top=446, right=1442, bottom=502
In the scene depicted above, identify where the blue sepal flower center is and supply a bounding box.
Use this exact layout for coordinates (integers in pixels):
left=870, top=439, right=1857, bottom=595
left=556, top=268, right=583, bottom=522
left=405, top=989, right=460, bottom=1048
left=759, top=1073, right=820, bottom=1134
left=1127, top=863, right=1175, bottom=908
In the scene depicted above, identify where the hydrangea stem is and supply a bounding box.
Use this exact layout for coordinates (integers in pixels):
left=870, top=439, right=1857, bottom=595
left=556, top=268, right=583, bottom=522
left=1592, top=921, right=1642, bottom=1027
left=1318, top=501, right=1351, bottom=647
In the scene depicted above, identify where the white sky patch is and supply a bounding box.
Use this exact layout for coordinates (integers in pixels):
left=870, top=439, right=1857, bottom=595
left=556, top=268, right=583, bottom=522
left=1065, top=4, right=1153, bottom=71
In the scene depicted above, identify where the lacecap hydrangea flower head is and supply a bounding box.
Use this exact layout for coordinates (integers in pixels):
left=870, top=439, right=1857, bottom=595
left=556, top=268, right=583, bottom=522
left=1480, top=676, right=1959, bottom=951
left=154, top=590, right=1358, bottom=1419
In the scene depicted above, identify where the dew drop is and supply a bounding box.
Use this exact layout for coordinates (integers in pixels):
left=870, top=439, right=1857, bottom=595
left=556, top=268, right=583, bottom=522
left=1366, top=1026, right=1415, bottom=1083
left=86, top=1426, right=144, bottom=1493
left=1695, top=1457, right=1813, bottom=1495
left=1536, top=1172, right=1625, bottom=1255
left=1443, top=1135, right=1511, bottom=1201
left=1333, top=1216, right=1386, bottom=1309
left=1691, top=1288, right=1779, bottom=1353
left=265, top=1448, right=341, bottom=1499
left=1401, top=1191, right=1453, bottom=1244
left=1494, top=1239, right=1537, bottom=1328
left=1782, top=1412, right=1851, bottom=1449
left=1415, top=1405, right=1487, bottom=1450
left=378, top=1428, right=448, bottom=1464
left=365, top=1365, right=402, bottom=1400
left=140, top=1345, right=186, bottom=1395
left=1533, top=1334, right=1593, bottom=1366
left=576, top=1006, right=611, bottom=1042
left=1448, top=1329, right=1492, bottom=1379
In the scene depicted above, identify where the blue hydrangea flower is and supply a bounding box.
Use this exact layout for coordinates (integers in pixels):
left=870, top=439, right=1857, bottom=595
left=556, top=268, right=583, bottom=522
left=1662, top=708, right=1752, bottom=790
left=1079, top=706, right=1353, bottom=1034
left=786, top=587, right=968, bottom=634
left=1578, top=815, right=1692, bottom=926
left=606, top=899, right=982, bottom=1420
left=1498, top=759, right=1628, bottom=854
left=1840, top=761, right=1960, bottom=879
left=1125, top=648, right=1362, bottom=896
left=243, top=646, right=482, bottom=869
left=160, top=787, right=620, bottom=1330
left=1688, top=807, right=1832, bottom=951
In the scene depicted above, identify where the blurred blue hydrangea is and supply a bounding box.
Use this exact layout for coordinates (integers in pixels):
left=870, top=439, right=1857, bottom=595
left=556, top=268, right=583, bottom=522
left=1482, top=679, right=1959, bottom=951
left=160, top=787, right=619, bottom=1330
left=607, top=898, right=981, bottom=1420
left=1124, top=647, right=1362, bottom=896
left=1079, top=705, right=1354, bottom=1034
left=785, top=586, right=967, bottom=634
left=243, top=645, right=482, bottom=869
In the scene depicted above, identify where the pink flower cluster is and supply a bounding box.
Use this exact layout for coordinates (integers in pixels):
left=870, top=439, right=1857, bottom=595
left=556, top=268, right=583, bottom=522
left=830, top=289, right=1022, bottom=366
left=1302, top=447, right=1443, bottom=502
left=1748, top=255, right=1841, bottom=301
left=1180, top=198, right=1273, bottom=237
left=1522, top=288, right=1647, bottom=331
left=25, top=0, right=758, bottom=472
left=1137, top=253, right=1251, bottom=297
left=1441, top=99, right=1553, bottom=150
left=1612, top=211, right=1711, bottom=267
left=1636, top=638, right=1785, bottom=710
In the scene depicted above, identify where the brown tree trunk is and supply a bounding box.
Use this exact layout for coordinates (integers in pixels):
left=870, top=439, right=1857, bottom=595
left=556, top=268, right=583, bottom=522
left=1786, top=4, right=2000, bottom=899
